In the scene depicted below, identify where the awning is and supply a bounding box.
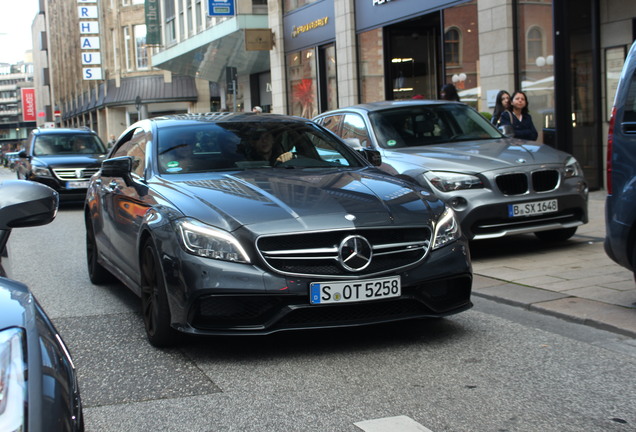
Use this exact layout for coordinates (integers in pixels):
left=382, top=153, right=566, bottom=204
left=152, top=14, right=271, bottom=83
left=103, top=75, right=198, bottom=106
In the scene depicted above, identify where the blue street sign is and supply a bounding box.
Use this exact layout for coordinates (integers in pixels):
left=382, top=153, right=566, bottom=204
left=208, top=0, right=235, bottom=16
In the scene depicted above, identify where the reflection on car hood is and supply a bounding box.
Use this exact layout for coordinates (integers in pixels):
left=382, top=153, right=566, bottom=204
left=383, top=138, right=570, bottom=172
left=156, top=168, right=439, bottom=233
left=33, top=154, right=107, bottom=167
left=0, top=277, right=33, bottom=329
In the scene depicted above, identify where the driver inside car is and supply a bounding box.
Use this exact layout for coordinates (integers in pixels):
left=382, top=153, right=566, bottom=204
left=248, top=131, right=293, bottom=165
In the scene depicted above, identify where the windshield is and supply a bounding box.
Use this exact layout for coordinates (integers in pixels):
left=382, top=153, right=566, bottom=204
left=33, top=133, right=108, bottom=156
left=157, top=121, right=364, bottom=174
left=368, top=104, right=503, bottom=149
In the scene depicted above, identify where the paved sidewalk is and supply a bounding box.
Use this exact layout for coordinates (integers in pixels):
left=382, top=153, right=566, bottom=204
left=471, top=190, right=636, bottom=338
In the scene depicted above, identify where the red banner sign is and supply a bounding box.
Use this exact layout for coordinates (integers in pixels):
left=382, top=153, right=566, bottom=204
left=21, top=88, right=36, bottom=122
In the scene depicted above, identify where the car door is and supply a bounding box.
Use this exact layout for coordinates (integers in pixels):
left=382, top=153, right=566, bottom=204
left=99, top=127, right=152, bottom=281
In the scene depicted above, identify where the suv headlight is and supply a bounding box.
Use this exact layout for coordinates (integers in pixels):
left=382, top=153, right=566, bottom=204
left=0, top=328, right=26, bottom=431
left=176, top=218, right=250, bottom=263
left=564, top=156, right=583, bottom=178
left=432, top=207, right=461, bottom=249
left=32, top=165, right=52, bottom=177
left=424, top=171, right=483, bottom=192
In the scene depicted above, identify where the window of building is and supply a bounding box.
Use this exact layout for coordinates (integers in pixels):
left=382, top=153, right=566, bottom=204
left=187, top=0, right=193, bottom=36
left=178, top=0, right=185, bottom=40
left=527, top=27, right=544, bottom=62
left=358, top=28, right=385, bottom=104
left=196, top=0, right=202, bottom=31
left=164, top=0, right=176, bottom=45
left=123, top=26, right=132, bottom=71
left=286, top=49, right=318, bottom=118
left=121, top=0, right=144, bottom=5
left=284, top=0, right=318, bottom=13
left=444, top=28, right=460, bottom=66
left=134, top=25, right=149, bottom=70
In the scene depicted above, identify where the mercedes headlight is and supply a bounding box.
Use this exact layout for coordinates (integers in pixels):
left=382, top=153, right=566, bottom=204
left=424, top=171, right=483, bottom=192
left=564, top=156, right=583, bottom=178
left=0, top=328, right=26, bottom=432
left=176, top=219, right=250, bottom=263
left=432, top=207, right=461, bottom=249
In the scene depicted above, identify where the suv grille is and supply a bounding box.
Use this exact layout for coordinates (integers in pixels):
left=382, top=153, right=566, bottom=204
left=53, top=167, right=99, bottom=181
left=257, top=227, right=432, bottom=278
left=496, top=170, right=559, bottom=195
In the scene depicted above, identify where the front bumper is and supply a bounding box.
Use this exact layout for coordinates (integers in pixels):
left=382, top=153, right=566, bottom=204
left=161, top=240, right=473, bottom=335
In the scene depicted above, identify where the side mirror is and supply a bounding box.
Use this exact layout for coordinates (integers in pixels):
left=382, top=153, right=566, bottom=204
left=101, top=156, right=134, bottom=186
left=0, top=180, right=59, bottom=230
left=361, top=149, right=382, bottom=166
left=342, top=137, right=363, bottom=150
left=498, top=125, right=515, bottom=137
left=18, top=150, right=29, bottom=159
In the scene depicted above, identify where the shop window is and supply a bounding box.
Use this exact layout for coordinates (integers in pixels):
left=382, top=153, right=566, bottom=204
left=444, top=28, right=460, bottom=66
left=287, top=49, right=318, bottom=118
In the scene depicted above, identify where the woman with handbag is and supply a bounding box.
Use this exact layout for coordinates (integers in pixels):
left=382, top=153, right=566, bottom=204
left=498, top=90, right=538, bottom=141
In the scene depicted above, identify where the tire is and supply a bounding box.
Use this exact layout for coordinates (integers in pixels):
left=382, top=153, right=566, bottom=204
left=534, top=227, right=577, bottom=242
left=140, top=239, right=178, bottom=347
left=85, top=217, right=113, bottom=284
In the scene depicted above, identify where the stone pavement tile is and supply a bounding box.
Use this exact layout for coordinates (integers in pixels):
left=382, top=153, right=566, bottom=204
left=471, top=274, right=507, bottom=289
left=560, top=286, right=636, bottom=308
left=512, top=275, right=565, bottom=286
left=472, top=280, right=569, bottom=308
left=540, top=277, right=621, bottom=292
left=530, top=297, right=636, bottom=338
left=603, top=280, right=636, bottom=291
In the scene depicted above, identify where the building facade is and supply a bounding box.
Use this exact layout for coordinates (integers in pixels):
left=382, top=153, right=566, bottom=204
left=0, top=62, right=36, bottom=154
left=32, top=0, right=636, bottom=190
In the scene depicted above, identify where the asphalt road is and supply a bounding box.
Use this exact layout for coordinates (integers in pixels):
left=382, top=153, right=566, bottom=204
left=2, top=169, right=636, bottom=432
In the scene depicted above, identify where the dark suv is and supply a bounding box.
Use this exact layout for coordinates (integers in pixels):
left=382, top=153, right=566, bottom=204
left=18, top=127, right=108, bottom=201
left=605, top=40, right=636, bottom=280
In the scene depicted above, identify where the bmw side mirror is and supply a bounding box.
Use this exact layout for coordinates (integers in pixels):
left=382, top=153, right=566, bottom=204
left=342, top=137, right=363, bottom=150
left=498, top=125, right=515, bottom=137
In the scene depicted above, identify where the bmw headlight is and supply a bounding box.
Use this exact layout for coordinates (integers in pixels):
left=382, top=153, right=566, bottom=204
left=432, top=207, right=461, bottom=249
left=424, top=171, right=483, bottom=192
left=32, top=165, right=52, bottom=177
left=564, top=156, right=583, bottom=178
left=0, top=328, right=26, bottom=432
left=176, top=219, right=250, bottom=263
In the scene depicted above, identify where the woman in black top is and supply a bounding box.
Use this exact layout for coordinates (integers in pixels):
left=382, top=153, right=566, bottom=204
left=440, top=84, right=460, bottom=101
left=491, top=90, right=511, bottom=126
left=498, top=91, right=538, bottom=141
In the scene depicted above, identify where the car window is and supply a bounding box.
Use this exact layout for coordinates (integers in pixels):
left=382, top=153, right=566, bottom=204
left=368, top=104, right=502, bottom=148
left=342, top=114, right=371, bottom=148
left=318, top=114, right=343, bottom=134
left=33, top=133, right=107, bottom=156
left=112, top=127, right=147, bottom=178
left=156, top=121, right=363, bottom=174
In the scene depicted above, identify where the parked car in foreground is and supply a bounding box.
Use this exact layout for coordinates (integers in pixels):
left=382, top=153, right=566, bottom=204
left=0, top=180, right=84, bottom=431
left=605, top=40, right=636, bottom=281
left=17, top=127, right=109, bottom=202
left=85, top=113, right=472, bottom=347
left=314, top=101, right=589, bottom=241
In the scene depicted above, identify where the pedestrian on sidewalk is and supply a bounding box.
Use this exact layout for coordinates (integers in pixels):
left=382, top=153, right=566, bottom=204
left=497, top=90, right=538, bottom=141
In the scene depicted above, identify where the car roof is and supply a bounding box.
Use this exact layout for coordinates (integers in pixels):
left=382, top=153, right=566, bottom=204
left=146, top=112, right=314, bottom=129
left=315, top=100, right=463, bottom=115
left=32, top=127, right=97, bottom=135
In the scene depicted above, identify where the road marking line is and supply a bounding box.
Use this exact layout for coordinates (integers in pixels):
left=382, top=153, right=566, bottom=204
left=354, top=415, right=434, bottom=432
